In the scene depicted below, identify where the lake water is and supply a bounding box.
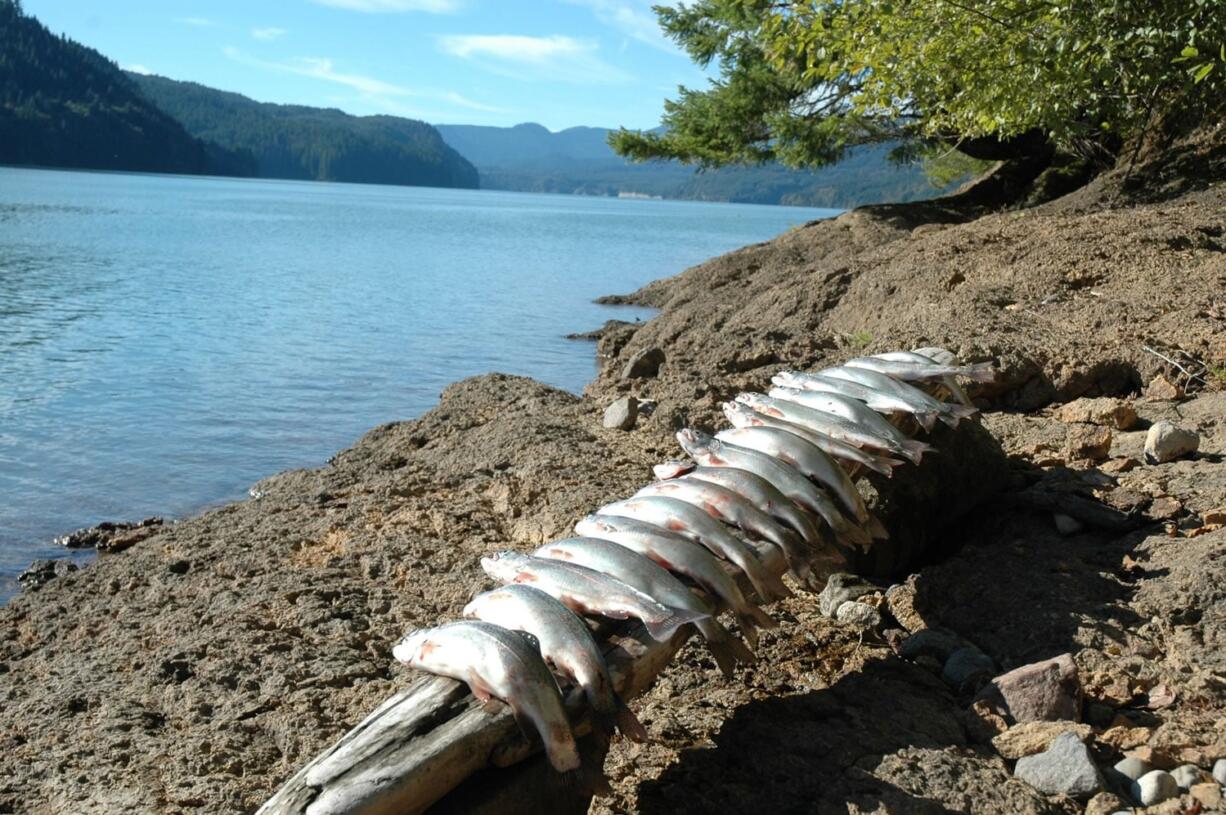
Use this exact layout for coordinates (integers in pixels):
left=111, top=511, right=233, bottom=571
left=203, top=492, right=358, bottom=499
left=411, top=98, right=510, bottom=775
left=0, top=167, right=837, bottom=600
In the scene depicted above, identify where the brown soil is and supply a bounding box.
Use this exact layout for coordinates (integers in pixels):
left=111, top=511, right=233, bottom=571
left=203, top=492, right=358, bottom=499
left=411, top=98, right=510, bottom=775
left=1, top=132, right=1224, bottom=814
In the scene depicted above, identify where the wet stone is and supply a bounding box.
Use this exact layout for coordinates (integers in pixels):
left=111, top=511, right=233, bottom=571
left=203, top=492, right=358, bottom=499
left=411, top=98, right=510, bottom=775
left=17, top=559, right=79, bottom=592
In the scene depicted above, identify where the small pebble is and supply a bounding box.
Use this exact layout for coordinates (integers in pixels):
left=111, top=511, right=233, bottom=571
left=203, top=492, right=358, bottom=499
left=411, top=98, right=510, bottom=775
left=1053, top=513, right=1083, bottom=535
left=1214, top=757, right=1226, bottom=786
left=942, top=646, right=995, bottom=691
left=1130, top=769, right=1179, bottom=806
left=1170, top=763, right=1203, bottom=790
left=1112, top=755, right=1152, bottom=782
left=834, top=600, right=881, bottom=629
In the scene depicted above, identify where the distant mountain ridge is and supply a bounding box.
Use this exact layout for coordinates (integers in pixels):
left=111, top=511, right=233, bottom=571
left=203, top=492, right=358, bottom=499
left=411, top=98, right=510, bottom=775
left=130, top=73, right=478, bottom=189
left=434, top=122, right=942, bottom=207
left=0, top=0, right=244, bottom=175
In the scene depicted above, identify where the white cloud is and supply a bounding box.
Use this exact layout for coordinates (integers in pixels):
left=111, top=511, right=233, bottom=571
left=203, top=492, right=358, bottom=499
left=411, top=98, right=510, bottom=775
left=437, top=34, right=630, bottom=83
left=221, top=48, right=507, bottom=119
left=561, top=0, right=672, bottom=51
left=309, top=0, right=459, bottom=12
left=177, top=16, right=217, bottom=27
left=122, top=63, right=153, bottom=75
left=252, top=27, right=287, bottom=41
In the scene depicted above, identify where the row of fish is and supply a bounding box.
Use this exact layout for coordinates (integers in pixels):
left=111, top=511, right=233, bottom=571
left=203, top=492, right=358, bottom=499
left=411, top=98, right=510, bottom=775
left=392, top=348, right=993, bottom=777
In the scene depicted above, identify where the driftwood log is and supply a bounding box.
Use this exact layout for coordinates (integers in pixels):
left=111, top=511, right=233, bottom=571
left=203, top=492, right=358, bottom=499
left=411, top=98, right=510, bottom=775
left=259, top=398, right=1009, bottom=815
left=257, top=548, right=784, bottom=815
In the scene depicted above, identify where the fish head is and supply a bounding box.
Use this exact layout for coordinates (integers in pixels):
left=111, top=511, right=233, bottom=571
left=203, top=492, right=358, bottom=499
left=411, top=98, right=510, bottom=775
left=676, top=428, right=715, bottom=457
left=480, top=550, right=530, bottom=582
left=652, top=459, right=694, bottom=480
left=391, top=628, right=432, bottom=665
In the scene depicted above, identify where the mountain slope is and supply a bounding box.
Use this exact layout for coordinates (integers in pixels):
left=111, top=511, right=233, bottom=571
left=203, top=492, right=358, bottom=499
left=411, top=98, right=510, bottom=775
left=132, top=73, right=478, bottom=189
left=0, top=0, right=242, bottom=175
left=435, top=122, right=943, bottom=207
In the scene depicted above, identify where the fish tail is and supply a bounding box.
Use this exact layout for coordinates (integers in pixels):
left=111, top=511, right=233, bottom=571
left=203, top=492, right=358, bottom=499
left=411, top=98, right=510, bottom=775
left=644, top=607, right=708, bottom=642
left=948, top=403, right=979, bottom=420
left=835, top=518, right=872, bottom=548
left=899, top=439, right=931, bottom=464
left=961, top=362, right=996, bottom=383
left=615, top=696, right=648, bottom=742
left=916, top=411, right=940, bottom=432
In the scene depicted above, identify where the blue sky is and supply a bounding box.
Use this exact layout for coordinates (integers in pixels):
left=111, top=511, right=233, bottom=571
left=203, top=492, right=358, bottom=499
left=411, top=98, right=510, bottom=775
left=23, top=0, right=710, bottom=131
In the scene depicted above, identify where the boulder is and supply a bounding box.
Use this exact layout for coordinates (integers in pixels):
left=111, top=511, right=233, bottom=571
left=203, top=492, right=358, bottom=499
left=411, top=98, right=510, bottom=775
left=976, top=653, right=1082, bottom=723
left=602, top=396, right=638, bottom=430
left=1013, top=731, right=1103, bottom=798
left=620, top=347, right=665, bottom=379
left=1144, top=420, right=1199, bottom=464
left=1055, top=397, right=1139, bottom=430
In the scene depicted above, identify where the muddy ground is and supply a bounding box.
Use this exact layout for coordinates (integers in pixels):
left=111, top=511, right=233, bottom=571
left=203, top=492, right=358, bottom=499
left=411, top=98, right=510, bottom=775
left=1, top=131, right=1223, bottom=814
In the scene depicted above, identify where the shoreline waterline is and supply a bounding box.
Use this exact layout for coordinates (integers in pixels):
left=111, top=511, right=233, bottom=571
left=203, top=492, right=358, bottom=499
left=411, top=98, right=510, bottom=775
left=0, top=166, right=840, bottom=601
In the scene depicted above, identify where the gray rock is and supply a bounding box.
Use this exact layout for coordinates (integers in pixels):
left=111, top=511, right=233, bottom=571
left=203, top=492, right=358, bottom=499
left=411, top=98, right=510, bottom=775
left=620, top=347, right=665, bottom=379
left=1144, top=420, right=1200, bottom=464
left=1171, top=763, right=1203, bottom=790
left=17, top=558, right=79, bottom=592
left=835, top=601, right=882, bottom=628
left=1213, top=757, right=1226, bottom=786
left=1130, top=769, right=1179, bottom=806
left=1111, top=755, right=1152, bottom=782
left=602, top=396, right=638, bottom=430
left=898, top=628, right=963, bottom=662
left=817, top=573, right=878, bottom=618
left=942, top=646, right=995, bottom=691
left=1013, top=731, right=1103, bottom=798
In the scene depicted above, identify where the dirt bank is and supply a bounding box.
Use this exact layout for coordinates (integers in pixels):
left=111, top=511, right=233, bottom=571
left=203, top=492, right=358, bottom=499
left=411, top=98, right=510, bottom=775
left=1, top=133, right=1223, bottom=814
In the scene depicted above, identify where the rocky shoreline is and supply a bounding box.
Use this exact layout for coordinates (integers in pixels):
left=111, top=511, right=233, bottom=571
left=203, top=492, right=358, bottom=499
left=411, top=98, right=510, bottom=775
left=1, top=132, right=1224, bottom=814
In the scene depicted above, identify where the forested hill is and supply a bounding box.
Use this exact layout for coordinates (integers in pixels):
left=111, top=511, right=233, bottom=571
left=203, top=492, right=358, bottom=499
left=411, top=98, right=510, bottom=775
left=0, top=0, right=245, bottom=175
left=434, top=122, right=942, bottom=207
left=131, top=73, right=479, bottom=189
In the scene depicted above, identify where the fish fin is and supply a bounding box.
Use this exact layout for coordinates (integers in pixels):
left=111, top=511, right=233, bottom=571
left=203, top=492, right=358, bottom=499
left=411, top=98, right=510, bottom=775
left=916, top=412, right=939, bottom=432
left=615, top=697, right=649, bottom=743
left=644, top=607, right=707, bottom=642
left=735, top=614, right=760, bottom=649
left=858, top=451, right=903, bottom=476
left=834, top=519, right=872, bottom=548
left=697, top=618, right=753, bottom=676
left=469, top=679, right=495, bottom=704
left=961, top=362, right=996, bottom=383
left=653, top=459, right=695, bottom=480
left=900, top=439, right=931, bottom=464
left=760, top=568, right=792, bottom=602
left=865, top=515, right=890, bottom=540
left=745, top=602, right=778, bottom=631
left=948, top=403, right=979, bottom=420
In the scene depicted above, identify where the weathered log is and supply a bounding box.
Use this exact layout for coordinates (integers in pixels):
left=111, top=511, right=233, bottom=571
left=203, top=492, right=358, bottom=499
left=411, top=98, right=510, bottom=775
left=260, top=402, right=1007, bottom=815
left=258, top=547, right=783, bottom=815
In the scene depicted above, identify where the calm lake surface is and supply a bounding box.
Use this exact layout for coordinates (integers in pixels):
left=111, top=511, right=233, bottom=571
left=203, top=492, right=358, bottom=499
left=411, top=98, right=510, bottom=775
left=0, top=167, right=837, bottom=600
